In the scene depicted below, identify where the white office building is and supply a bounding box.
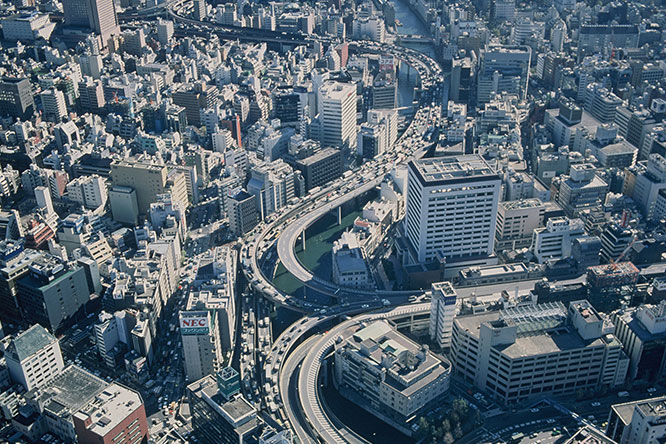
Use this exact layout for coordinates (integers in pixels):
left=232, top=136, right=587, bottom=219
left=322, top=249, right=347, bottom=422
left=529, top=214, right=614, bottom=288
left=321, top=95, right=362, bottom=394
left=40, top=89, right=67, bottom=122
left=531, top=217, right=585, bottom=263
left=404, top=155, right=501, bottom=269
left=65, top=175, right=108, bottom=210
left=320, top=81, right=357, bottom=150
left=451, top=301, right=629, bottom=406
left=428, top=282, right=458, bottom=348
left=607, top=396, right=666, bottom=443
left=93, top=311, right=132, bottom=368
left=5, top=324, right=65, bottom=391
left=334, top=320, right=451, bottom=427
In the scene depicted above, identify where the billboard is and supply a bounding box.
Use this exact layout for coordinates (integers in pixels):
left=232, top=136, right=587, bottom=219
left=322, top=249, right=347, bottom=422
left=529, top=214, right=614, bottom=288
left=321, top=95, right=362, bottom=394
left=180, top=315, right=209, bottom=335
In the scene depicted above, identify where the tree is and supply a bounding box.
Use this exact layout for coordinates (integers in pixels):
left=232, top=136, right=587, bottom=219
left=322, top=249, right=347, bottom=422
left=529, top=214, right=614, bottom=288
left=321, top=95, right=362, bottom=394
left=454, top=424, right=463, bottom=440
left=415, top=417, right=430, bottom=440
left=449, top=412, right=460, bottom=428
left=441, top=418, right=451, bottom=434
left=433, top=425, right=444, bottom=441
left=452, top=398, right=470, bottom=418
left=443, top=432, right=455, bottom=444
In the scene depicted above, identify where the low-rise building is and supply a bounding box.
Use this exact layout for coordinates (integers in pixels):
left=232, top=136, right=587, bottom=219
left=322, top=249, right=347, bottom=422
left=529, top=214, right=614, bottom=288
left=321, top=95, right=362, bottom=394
left=72, top=383, right=149, bottom=444
left=331, top=231, right=372, bottom=289
left=187, top=374, right=260, bottom=444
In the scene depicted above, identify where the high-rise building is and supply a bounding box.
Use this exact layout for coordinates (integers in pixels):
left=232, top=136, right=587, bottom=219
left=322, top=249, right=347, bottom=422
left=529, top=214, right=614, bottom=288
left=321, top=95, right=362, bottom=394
left=226, top=188, right=258, bottom=237
left=62, top=0, right=120, bottom=46
left=247, top=160, right=297, bottom=220
left=34, top=185, right=55, bottom=216
left=0, top=78, right=34, bottom=120
left=78, top=79, right=105, bottom=112
left=531, top=217, right=585, bottom=263
left=599, top=223, right=635, bottom=264
left=357, top=123, right=387, bottom=159
left=180, top=310, right=221, bottom=382
left=612, top=302, right=666, bottom=384
left=451, top=300, right=629, bottom=406
left=371, top=70, right=397, bottom=109
left=16, top=254, right=91, bottom=332
left=632, top=154, right=666, bottom=221
left=492, top=0, right=515, bottom=21
left=294, top=147, right=343, bottom=191
left=552, top=164, right=609, bottom=217
left=495, top=199, right=545, bottom=251
left=477, top=46, right=530, bottom=103
left=450, top=58, right=472, bottom=103
left=428, top=282, right=457, bottom=348
left=172, top=82, right=219, bottom=127
left=110, top=159, right=171, bottom=214
left=404, top=155, right=501, bottom=267
left=93, top=311, right=134, bottom=368
left=5, top=324, right=64, bottom=391
left=66, top=175, right=108, bottom=209
left=193, top=0, right=206, bottom=20
left=319, top=81, right=357, bottom=150
left=0, top=240, right=36, bottom=320
left=108, top=186, right=139, bottom=225
left=156, top=19, right=174, bottom=45
left=40, top=88, right=67, bottom=122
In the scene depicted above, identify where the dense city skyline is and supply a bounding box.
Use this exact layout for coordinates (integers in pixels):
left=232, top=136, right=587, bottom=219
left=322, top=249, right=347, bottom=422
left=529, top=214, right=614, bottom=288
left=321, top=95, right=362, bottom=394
left=0, top=0, right=665, bottom=443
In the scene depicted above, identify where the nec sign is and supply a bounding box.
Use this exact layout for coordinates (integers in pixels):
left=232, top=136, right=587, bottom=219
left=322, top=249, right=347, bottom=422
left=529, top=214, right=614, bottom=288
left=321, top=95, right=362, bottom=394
left=181, top=316, right=209, bottom=335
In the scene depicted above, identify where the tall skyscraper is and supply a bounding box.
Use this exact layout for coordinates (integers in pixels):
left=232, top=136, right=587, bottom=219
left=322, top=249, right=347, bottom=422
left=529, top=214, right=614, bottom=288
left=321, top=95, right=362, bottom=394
left=62, top=0, right=120, bottom=46
left=404, top=155, right=501, bottom=268
left=319, top=81, right=357, bottom=150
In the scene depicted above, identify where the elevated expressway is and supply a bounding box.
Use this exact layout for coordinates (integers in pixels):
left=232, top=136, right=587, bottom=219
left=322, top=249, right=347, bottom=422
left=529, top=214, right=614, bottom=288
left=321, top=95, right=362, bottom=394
left=161, top=0, right=443, bottom=309
left=238, top=45, right=444, bottom=309
left=271, top=303, right=433, bottom=443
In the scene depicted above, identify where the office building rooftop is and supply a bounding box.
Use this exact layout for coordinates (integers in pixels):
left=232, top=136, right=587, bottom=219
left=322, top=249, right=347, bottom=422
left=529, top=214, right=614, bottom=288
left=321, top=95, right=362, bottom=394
left=409, top=155, right=498, bottom=185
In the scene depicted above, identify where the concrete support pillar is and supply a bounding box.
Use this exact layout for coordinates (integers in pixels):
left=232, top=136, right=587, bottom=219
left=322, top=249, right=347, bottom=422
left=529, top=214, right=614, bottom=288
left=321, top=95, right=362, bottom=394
left=337, top=206, right=342, bottom=225
left=301, top=231, right=306, bottom=251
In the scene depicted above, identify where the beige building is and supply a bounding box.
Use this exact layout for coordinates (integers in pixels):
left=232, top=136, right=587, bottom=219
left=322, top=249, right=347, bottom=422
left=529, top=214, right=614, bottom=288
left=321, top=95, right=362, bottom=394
left=111, top=159, right=189, bottom=215
left=451, top=300, right=629, bottom=406
left=334, top=320, right=451, bottom=427
left=495, top=198, right=545, bottom=251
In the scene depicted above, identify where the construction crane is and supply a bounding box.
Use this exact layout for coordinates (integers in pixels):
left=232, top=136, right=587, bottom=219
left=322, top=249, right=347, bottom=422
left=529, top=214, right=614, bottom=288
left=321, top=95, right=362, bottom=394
left=611, top=234, right=639, bottom=270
